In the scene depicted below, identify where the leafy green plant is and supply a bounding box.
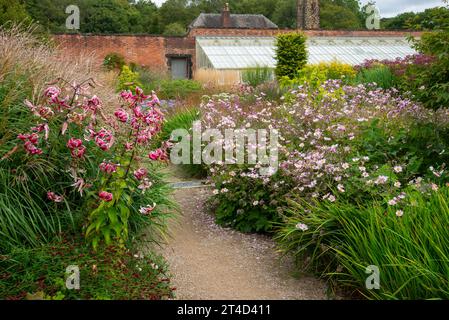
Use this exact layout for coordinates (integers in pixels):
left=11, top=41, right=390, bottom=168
left=275, top=32, right=308, bottom=80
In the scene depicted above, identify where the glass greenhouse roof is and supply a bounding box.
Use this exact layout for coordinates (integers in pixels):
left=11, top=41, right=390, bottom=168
left=196, top=37, right=417, bottom=69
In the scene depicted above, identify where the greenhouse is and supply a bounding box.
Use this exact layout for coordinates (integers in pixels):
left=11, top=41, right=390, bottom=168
left=195, top=36, right=417, bottom=69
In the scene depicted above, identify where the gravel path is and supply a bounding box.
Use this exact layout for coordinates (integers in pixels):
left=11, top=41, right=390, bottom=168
left=156, top=186, right=328, bottom=300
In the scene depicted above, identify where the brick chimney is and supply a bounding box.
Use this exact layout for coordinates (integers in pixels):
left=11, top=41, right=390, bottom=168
left=221, top=3, right=231, bottom=28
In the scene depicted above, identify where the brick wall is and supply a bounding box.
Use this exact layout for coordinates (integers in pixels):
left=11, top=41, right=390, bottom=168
left=53, top=29, right=422, bottom=75
left=53, top=34, right=196, bottom=74
left=54, top=34, right=168, bottom=69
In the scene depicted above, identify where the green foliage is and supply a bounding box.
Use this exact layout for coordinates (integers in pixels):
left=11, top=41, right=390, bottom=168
left=85, top=162, right=174, bottom=250
left=160, top=107, right=208, bottom=178
left=163, top=22, right=186, bottom=36
left=275, top=33, right=308, bottom=80
left=355, top=119, right=449, bottom=181
left=159, top=107, right=200, bottom=143
left=145, top=79, right=202, bottom=100
left=103, top=52, right=126, bottom=71
left=0, top=237, right=174, bottom=300
left=409, top=30, right=449, bottom=110
left=0, top=72, right=86, bottom=249
left=211, top=173, right=288, bottom=233
left=117, top=65, right=142, bottom=92
left=242, top=66, right=274, bottom=88
left=383, top=6, right=449, bottom=31
left=276, top=187, right=449, bottom=299
left=0, top=0, right=30, bottom=26
left=320, top=0, right=363, bottom=30
left=353, top=66, right=397, bottom=89
left=280, top=61, right=356, bottom=89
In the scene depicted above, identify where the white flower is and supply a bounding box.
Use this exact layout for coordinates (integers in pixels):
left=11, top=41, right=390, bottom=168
left=342, top=163, right=350, bottom=170
left=359, top=166, right=366, bottom=172
left=375, top=175, right=389, bottom=185
left=337, top=184, right=345, bottom=193
left=296, top=223, right=309, bottom=231
left=388, top=199, right=397, bottom=206
left=394, top=181, right=402, bottom=188
left=328, top=195, right=336, bottom=202
left=221, top=188, right=229, bottom=193
left=362, top=172, right=370, bottom=178
left=431, top=183, right=439, bottom=191
left=394, top=166, right=403, bottom=173
left=396, top=210, right=404, bottom=217
left=213, top=189, right=220, bottom=195
left=253, top=201, right=259, bottom=206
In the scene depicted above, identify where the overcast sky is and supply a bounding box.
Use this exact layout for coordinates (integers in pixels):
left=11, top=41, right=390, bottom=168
left=152, top=0, right=445, bottom=18
left=360, top=0, right=444, bottom=18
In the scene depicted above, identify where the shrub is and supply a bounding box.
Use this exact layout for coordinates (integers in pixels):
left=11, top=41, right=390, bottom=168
left=275, top=32, right=308, bottom=80
left=242, top=66, right=274, bottom=88
left=279, top=61, right=356, bottom=90
left=103, top=53, right=126, bottom=71
left=409, top=30, right=449, bottom=110
left=275, top=187, right=449, bottom=299
left=117, top=65, right=142, bottom=92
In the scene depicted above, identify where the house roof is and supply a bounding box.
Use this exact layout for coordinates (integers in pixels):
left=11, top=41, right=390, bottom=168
left=189, top=13, right=279, bottom=30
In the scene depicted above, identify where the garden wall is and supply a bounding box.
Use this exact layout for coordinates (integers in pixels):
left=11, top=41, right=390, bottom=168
left=53, top=29, right=422, bottom=74
left=53, top=34, right=196, bottom=73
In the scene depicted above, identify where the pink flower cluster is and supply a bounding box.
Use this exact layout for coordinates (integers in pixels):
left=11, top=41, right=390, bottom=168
left=99, top=191, right=113, bottom=202
left=47, top=191, right=64, bottom=203
left=17, top=133, right=43, bottom=155
left=67, top=138, right=86, bottom=159
left=356, top=54, right=436, bottom=77
left=99, top=162, right=118, bottom=174
left=18, top=82, right=168, bottom=209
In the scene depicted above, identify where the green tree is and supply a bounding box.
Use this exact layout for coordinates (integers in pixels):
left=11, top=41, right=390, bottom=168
left=320, top=0, right=362, bottom=30
left=383, top=6, right=449, bottom=30
left=163, top=22, right=186, bottom=36
left=0, top=0, right=30, bottom=26
left=275, top=32, right=308, bottom=79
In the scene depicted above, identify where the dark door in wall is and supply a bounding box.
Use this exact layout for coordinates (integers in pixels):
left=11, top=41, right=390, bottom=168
left=170, top=58, right=189, bottom=80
